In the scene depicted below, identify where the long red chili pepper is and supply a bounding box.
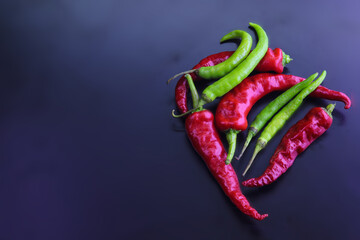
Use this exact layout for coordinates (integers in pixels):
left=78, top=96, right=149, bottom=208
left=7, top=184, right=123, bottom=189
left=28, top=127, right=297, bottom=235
left=186, top=109, right=268, bottom=220
left=175, top=48, right=290, bottom=114
left=183, top=74, right=268, bottom=220
left=242, top=104, right=335, bottom=187
left=215, top=73, right=351, bottom=132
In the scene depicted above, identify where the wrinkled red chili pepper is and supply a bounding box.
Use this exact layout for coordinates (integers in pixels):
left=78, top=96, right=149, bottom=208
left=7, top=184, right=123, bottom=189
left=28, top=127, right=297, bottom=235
left=242, top=104, right=335, bottom=187
left=215, top=73, right=351, bottom=132
left=186, top=109, right=268, bottom=220
left=176, top=48, right=290, bottom=114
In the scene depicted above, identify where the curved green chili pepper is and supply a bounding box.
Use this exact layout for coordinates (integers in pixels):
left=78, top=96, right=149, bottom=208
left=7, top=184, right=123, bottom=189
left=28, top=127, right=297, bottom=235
left=198, top=22, right=269, bottom=107
left=198, top=30, right=252, bottom=79
left=236, top=72, right=319, bottom=160
left=243, top=70, right=327, bottom=176
left=167, top=30, right=252, bottom=83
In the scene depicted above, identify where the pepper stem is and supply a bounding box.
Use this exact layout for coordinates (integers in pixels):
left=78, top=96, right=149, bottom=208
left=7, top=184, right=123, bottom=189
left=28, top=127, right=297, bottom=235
left=324, top=103, right=336, bottom=118
left=235, top=129, right=255, bottom=160
left=197, top=98, right=205, bottom=108
left=282, top=50, right=293, bottom=67
left=225, top=129, right=239, bottom=165
left=185, top=74, right=199, bottom=109
left=197, top=93, right=213, bottom=109
left=167, top=69, right=198, bottom=84
left=243, top=139, right=266, bottom=176
left=172, top=74, right=202, bottom=118
left=172, top=109, right=195, bottom=118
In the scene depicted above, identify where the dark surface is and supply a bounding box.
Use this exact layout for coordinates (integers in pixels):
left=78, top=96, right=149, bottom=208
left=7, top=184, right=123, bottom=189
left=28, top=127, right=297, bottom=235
left=0, top=0, right=359, bottom=239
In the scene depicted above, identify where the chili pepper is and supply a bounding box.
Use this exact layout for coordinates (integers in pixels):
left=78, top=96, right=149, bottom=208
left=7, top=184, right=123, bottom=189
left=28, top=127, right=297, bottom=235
left=176, top=48, right=292, bottom=114
left=183, top=74, right=268, bottom=220
left=167, top=30, right=252, bottom=83
left=214, top=73, right=351, bottom=164
left=242, top=104, right=335, bottom=187
left=255, top=48, right=292, bottom=74
left=197, top=22, right=269, bottom=108
left=243, top=71, right=326, bottom=176
left=309, top=87, right=351, bottom=109
left=237, top=73, right=318, bottom=160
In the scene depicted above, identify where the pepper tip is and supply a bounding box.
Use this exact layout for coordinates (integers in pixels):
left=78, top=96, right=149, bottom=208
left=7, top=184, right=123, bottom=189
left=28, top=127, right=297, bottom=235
left=258, top=213, right=269, bottom=221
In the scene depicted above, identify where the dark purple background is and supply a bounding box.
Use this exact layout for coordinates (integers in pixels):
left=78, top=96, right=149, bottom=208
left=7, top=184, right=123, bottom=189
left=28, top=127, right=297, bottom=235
left=0, top=0, right=359, bottom=239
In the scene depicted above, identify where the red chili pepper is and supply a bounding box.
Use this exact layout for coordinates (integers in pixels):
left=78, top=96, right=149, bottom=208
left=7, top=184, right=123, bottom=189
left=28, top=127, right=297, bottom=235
left=255, top=48, right=289, bottom=74
left=185, top=109, right=268, bottom=220
left=308, top=86, right=351, bottom=108
left=242, top=104, right=335, bottom=187
left=215, top=73, right=351, bottom=132
left=175, top=48, right=291, bottom=114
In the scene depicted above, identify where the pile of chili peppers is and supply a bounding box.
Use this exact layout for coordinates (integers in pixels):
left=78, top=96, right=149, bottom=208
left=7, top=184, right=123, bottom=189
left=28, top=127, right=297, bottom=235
left=167, top=23, right=351, bottom=221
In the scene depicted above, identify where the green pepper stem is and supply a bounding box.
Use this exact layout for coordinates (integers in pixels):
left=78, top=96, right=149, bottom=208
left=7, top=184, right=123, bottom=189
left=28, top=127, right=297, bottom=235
left=235, top=129, right=255, bottom=160
left=167, top=69, right=198, bottom=84
left=324, top=103, right=336, bottom=119
left=225, top=129, right=239, bottom=165
left=171, top=74, right=203, bottom=118
left=172, top=109, right=193, bottom=118
left=171, top=106, right=204, bottom=118
left=282, top=50, right=293, bottom=67
left=185, top=74, right=199, bottom=109
left=197, top=98, right=209, bottom=109
left=243, top=139, right=266, bottom=176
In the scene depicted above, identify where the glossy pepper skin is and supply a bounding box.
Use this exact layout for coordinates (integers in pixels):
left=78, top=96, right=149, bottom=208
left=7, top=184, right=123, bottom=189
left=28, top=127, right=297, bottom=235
left=215, top=73, right=351, bottom=132
left=242, top=104, right=334, bottom=187
left=185, top=109, right=268, bottom=220
left=175, top=48, right=291, bottom=114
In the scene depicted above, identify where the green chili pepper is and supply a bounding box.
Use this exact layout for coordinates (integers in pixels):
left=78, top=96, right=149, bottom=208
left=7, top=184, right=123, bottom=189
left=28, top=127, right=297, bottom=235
left=198, top=22, right=269, bottom=107
left=243, top=70, right=327, bottom=176
left=167, top=30, right=252, bottom=83
left=236, top=72, right=319, bottom=161
left=201, top=30, right=252, bottom=79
